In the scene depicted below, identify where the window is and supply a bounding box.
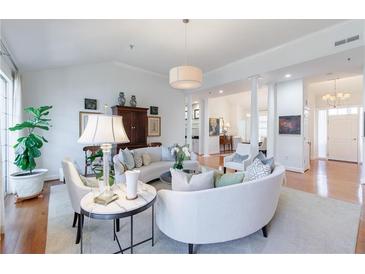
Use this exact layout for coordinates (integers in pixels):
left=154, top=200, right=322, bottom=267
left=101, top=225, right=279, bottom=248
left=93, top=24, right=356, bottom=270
left=259, top=115, right=268, bottom=140
left=328, top=107, right=358, bottom=116
left=0, top=73, right=10, bottom=194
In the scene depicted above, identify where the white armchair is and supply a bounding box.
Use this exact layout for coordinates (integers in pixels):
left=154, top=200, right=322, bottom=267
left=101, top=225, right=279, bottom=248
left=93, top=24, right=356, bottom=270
left=223, top=143, right=251, bottom=173
left=62, top=158, right=93, bottom=244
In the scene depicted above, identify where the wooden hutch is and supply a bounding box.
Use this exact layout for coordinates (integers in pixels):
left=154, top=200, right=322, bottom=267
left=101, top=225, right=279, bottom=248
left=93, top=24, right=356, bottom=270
left=111, top=105, right=148, bottom=151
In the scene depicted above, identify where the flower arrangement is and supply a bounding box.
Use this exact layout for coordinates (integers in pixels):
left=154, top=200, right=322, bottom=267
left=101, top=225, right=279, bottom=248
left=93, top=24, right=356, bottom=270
left=171, top=144, right=190, bottom=170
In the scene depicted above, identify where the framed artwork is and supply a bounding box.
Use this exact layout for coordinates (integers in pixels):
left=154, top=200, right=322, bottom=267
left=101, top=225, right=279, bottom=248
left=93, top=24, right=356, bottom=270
left=148, top=116, right=161, bottom=137
left=150, top=106, right=159, bottom=115
left=209, top=118, right=221, bottom=136
left=84, top=98, right=97, bottom=110
left=193, top=109, right=200, bottom=119
left=279, top=115, right=301, bottom=135
left=79, top=111, right=101, bottom=136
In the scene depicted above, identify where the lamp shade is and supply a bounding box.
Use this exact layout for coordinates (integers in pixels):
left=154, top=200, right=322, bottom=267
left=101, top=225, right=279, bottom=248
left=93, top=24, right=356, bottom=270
left=78, top=114, right=130, bottom=145
left=169, top=65, right=203, bottom=90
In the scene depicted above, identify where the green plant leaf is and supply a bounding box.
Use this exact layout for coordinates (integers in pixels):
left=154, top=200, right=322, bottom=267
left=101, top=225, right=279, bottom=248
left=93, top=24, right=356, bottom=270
left=39, top=106, right=53, bottom=114
left=28, top=146, right=41, bottom=158
left=9, top=121, right=35, bottom=131
left=24, top=107, right=40, bottom=117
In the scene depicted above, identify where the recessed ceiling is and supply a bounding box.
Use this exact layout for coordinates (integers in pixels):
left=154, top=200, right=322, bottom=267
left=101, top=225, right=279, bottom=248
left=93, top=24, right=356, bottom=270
left=193, top=46, right=364, bottom=101
left=1, top=19, right=345, bottom=74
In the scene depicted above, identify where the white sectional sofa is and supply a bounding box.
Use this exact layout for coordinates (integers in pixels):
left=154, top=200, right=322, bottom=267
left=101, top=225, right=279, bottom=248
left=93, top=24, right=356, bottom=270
left=156, top=164, right=286, bottom=253
left=113, top=146, right=199, bottom=183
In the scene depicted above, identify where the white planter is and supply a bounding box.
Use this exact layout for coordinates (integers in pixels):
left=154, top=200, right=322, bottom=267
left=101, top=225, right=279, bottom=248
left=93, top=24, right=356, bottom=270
left=10, top=168, right=48, bottom=200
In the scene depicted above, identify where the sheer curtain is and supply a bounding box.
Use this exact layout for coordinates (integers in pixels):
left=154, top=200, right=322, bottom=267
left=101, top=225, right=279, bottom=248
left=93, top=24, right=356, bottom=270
left=8, top=74, right=22, bottom=193
left=0, top=96, right=4, bottom=236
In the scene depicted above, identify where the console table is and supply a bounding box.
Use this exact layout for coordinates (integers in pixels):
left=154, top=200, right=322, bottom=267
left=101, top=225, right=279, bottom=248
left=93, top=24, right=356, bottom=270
left=220, top=135, right=233, bottom=152
left=79, top=182, right=156, bottom=254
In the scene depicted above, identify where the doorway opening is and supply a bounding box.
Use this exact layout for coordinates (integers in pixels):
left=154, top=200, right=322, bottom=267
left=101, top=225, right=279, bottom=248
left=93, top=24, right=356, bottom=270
left=317, top=107, right=362, bottom=163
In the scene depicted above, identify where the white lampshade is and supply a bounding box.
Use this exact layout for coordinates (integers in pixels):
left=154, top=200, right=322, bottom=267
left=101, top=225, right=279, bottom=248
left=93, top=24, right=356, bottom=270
left=169, top=65, right=203, bottom=90
left=78, top=114, right=130, bottom=145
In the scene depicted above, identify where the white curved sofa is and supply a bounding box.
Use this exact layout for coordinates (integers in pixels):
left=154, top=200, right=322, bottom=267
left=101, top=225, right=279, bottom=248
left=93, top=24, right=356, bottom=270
left=156, top=165, right=285, bottom=253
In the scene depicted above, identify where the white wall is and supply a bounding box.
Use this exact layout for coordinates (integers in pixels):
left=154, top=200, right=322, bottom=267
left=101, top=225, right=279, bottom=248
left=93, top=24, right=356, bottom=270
left=21, top=61, right=185, bottom=179
left=275, top=79, right=305, bottom=172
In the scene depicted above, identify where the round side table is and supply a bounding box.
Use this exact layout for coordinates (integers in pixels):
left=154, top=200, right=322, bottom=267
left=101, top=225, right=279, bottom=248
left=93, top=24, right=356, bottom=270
left=79, top=181, right=156, bottom=254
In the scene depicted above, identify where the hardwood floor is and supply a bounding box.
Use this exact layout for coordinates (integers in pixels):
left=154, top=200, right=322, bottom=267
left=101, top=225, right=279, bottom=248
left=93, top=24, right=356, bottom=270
left=0, top=180, right=61, bottom=254
left=1, top=157, right=364, bottom=253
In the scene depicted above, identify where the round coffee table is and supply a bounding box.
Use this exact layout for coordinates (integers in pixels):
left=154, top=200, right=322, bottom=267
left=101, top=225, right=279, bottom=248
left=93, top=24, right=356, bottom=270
left=79, top=181, right=156, bottom=254
left=160, top=169, right=199, bottom=184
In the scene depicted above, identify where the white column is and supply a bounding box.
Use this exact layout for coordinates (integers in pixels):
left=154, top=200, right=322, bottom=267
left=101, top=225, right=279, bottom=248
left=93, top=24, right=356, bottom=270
left=185, top=93, right=193, bottom=149
left=250, top=76, right=259, bottom=157
left=198, top=99, right=204, bottom=155
left=200, top=98, right=210, bottom=156
left=267, top=83, right=276, bottom=158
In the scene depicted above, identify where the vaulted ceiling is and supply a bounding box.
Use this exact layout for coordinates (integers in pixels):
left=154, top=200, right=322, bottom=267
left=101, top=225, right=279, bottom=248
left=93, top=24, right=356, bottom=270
left=1, top=19, right=345, bottom=74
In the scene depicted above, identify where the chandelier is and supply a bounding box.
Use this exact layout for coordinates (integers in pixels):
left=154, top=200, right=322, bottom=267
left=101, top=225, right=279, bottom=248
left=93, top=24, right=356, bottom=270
left=169, top=19, right=203, bottom=90
left=322, top=78, right=351, bottom=108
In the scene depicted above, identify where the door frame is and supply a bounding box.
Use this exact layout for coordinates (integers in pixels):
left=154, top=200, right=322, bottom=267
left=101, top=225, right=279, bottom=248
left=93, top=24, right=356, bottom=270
left=316, top=105, right=362, bottom=164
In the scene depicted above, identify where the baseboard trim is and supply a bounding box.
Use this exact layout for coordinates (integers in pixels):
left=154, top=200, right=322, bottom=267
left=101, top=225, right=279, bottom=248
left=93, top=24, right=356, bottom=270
left=45, top=174, right=59, bottom=182
left=285, top=166, right=305, bottom=173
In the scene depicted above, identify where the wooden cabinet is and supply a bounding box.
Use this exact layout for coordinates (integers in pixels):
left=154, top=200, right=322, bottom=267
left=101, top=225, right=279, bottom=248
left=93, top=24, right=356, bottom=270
left=111, top=106, right=148, bottom=150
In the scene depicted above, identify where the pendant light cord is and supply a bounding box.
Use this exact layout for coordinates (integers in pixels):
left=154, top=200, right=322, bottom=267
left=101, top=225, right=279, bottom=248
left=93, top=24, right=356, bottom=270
left=184, top=20, right=188, bottom=65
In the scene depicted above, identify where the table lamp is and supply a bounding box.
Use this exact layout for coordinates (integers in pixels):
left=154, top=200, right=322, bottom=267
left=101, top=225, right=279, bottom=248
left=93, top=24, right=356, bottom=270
left=78, top=114, right=130, bottom=200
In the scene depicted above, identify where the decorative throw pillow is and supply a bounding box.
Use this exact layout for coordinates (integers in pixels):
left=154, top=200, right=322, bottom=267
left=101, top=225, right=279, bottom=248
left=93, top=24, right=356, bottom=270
left=161, top=146, right=175, bottom=161
left=134, top=151, right=143, bottom=168
left=243, top=158, right=271, bottom=182
left=171, top=168, right=214, bottom=192
left=115, top=158, right=127, bottom=173
left=79, top=175, right=99, bottom=188
left=121, top=148, right=135, bottom=170
left=232, top=153, right=249, bottom=163
left=254, top=152, right=275, bottom=172
left=201, top=166, right=223, bottom=187
left=142, top=153, right=152, bottom=166
left=215, top=172, right=245, bottom=188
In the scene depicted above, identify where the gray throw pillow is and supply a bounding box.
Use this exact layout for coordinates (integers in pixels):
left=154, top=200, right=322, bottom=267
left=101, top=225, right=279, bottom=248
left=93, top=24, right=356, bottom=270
left=243, top=159, right=271, bottom=182
left=121, top=148, right=135, bottom=170
left=134, top=151, right=143, bottom=168
left=254, top=152, right=275, bottom=172
left=232, top=153, right=249, bottom=163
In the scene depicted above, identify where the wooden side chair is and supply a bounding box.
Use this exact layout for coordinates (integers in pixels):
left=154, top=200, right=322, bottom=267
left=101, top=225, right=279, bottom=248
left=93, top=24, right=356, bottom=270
left=83, top=145, right=100, bottom=176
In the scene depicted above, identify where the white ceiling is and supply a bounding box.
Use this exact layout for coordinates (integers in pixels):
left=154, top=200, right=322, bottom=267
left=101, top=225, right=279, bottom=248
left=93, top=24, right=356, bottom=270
left=193, top=46, right=364, bottom=101
left=1, top=19, right=345, bottom=74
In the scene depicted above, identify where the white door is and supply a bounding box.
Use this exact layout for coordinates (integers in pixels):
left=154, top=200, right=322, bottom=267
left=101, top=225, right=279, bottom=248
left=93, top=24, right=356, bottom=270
left=327, top=113, right=358, bottom=162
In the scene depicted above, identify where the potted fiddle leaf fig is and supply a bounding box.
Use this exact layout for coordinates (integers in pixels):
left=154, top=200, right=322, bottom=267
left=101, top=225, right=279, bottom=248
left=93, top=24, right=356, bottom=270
left=9, top=105, right=52, bottom=201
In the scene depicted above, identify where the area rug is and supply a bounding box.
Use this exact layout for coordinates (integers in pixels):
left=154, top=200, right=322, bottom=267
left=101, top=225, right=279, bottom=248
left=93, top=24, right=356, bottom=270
left=46, top=182, right=361, bottom=254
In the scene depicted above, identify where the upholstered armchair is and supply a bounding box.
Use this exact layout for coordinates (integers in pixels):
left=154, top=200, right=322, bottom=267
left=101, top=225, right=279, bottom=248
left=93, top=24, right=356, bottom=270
left=62, top=158, right=93, bottom=244
left=223, top=143, right=251, bottom=173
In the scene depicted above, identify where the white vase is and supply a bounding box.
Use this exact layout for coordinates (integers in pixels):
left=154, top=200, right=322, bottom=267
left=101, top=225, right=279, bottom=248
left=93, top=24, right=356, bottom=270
left=10, top=168, right=48, bottom=200
left=125, top=170, right=140, bottom=199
